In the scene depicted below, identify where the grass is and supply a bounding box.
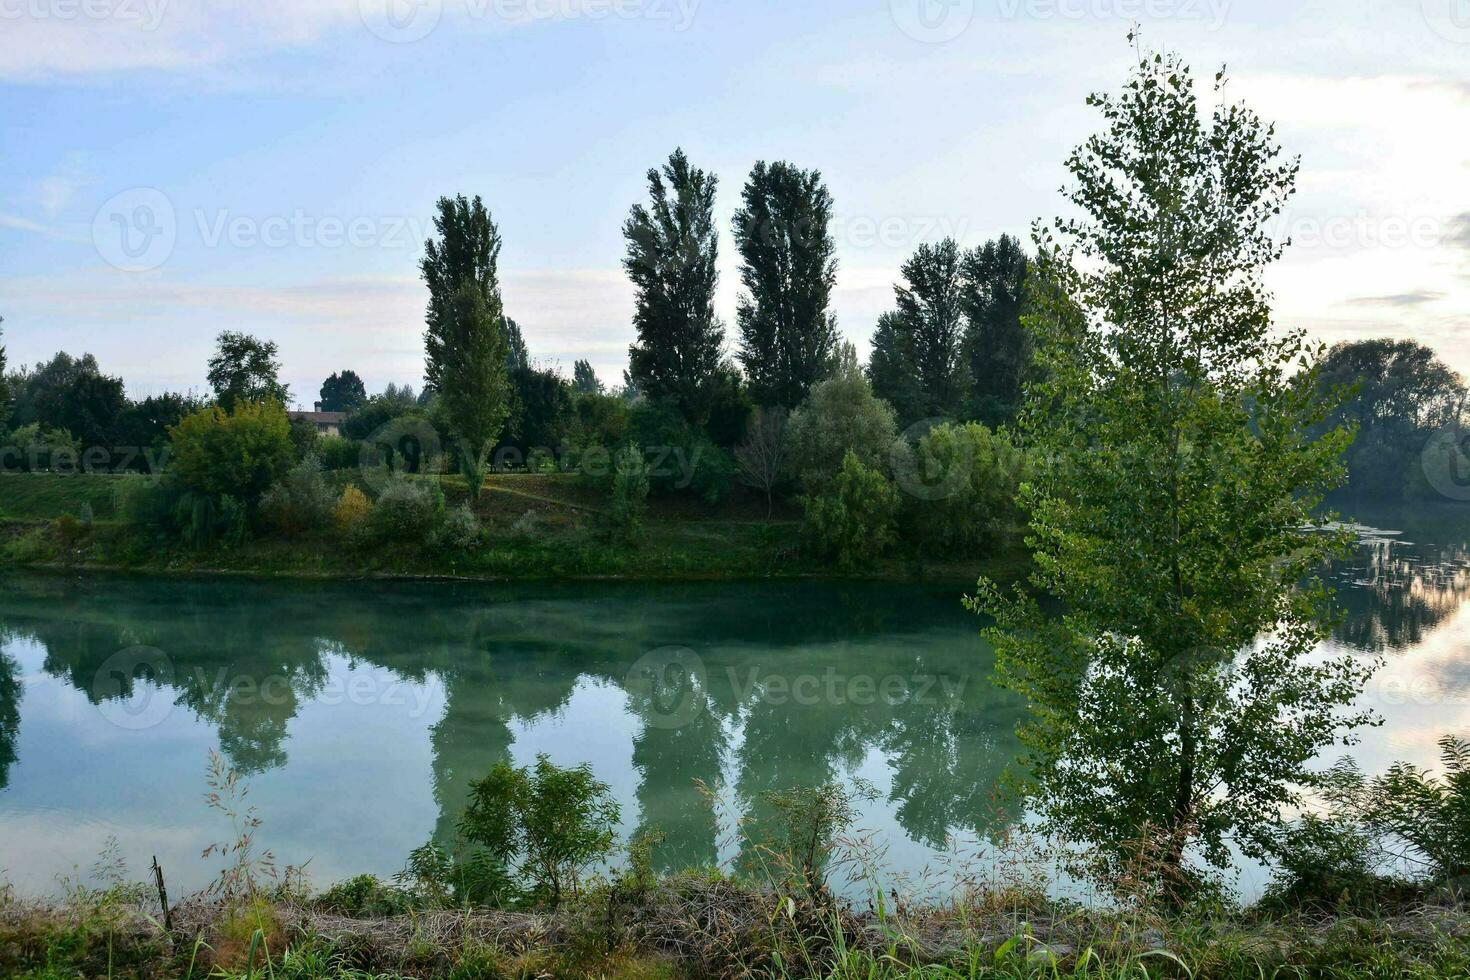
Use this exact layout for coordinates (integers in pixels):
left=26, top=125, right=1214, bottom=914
left=0, top=471, right=1033, bottom=586
left=0, top=472, right=122, bottom=522
left=3, top=874, right=1468, bottom=979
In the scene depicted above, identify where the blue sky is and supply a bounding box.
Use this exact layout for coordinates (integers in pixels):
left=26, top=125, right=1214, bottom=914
left=2, top=0, right=1468, bottom=404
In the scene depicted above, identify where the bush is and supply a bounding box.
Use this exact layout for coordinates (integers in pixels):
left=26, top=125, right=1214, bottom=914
left=1261, top=814, right=1383, bottom=912
left=333, top=485, right=371, bottom=536
left=785, top=365, right=898, bottom=492
left=314, top=874, right=413, bottom=918
left=394, top=840, right=514, bottom=910
left=317, top=436, right=361, bottom=471
left=625, top=402, right=735, bottom=503
left=0, top=423, right=80, bottom=472
left=800, top=451, right=899, bottom=569
left=169, top=401, right=294, bottom=503
left=460, top=755, right=621, bottom=908
left=896, top=421, right=1028, bottom=556
left=367, top=477, right=444, bottom=544
left=259, top=455, right=336, bottom=537
left=436, top=503, right=483, bottom=551
left=608, top=442, right=650, bottom=540
left=114, top=473, right=248, bottom=547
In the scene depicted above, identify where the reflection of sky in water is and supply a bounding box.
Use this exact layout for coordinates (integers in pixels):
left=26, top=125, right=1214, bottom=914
left=0, top=506, right=1466, bottom=902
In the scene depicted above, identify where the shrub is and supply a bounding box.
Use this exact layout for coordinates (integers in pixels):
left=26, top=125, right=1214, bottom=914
left=800, top=451, right=899, bottom=569
left=317, top=436, right=361, bottom=471
left=314, top=874, right=413, bottom=918
left=367, top=477, right=444, bottom=544
left=258, top=455, right=336, bottom=537
left=1363, top=735, right=1470, bottom=883
left=436, top=503, right=483, bottom=551
left=1, top=423, right=80, bottom=472
left=333, top=485, right=371, bottom=536
left=460, top=755, right=621, bottom=908
left=625, top=402, right=735, bottom=502
left=608, top=442, right=650, bottom=540
left=169, top=401, right=294, bottom=503
left=785, top=365, right=898, bottom=492
left=1261, top=814, right=1383, bottom=912
left=896, top=421, right=1028, bottom=556
left=394, top=840, right=514, bottom=910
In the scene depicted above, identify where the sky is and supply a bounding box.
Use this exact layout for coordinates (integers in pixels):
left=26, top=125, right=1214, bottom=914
left=2, top=0, right=1468, bottom=405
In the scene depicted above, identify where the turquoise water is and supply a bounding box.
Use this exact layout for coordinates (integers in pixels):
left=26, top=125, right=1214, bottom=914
left=0, top=502, right=1465, bottom=898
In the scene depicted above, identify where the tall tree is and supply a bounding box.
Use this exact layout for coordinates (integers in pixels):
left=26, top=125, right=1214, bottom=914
left=895, top=239, right=968, bottom=420
left=8, top=351, right=103, bottom=430
left=573, top=359, right=603, bottom=395
left=867, top=311, right=926, bottom=427
left=207, top=332, right=290, bottom=410
left=961, top=235, right=1032, bottom=425
left=438, top=283, right=511, bottom=504
left=970, top=48, right=1373, bottom=901
left=422, top=195, right=502, bottom=393
left=0, top=316, right=10, bottom=433
left=505, top=318, right=529, bottom=374
left=733, top=161, right=839, bottom=409
left=623, top=149, right=724, bottom=421
left=319, top=370, right=368, bottom=413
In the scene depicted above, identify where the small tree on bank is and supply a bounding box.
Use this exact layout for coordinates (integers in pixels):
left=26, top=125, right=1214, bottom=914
left=969, top=45, right=1375, bottom=901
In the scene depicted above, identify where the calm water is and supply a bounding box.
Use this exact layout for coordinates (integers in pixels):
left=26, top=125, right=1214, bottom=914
left=0, top=502, right=1466, bottom=898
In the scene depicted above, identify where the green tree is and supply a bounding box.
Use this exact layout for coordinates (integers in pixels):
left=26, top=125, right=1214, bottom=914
left=169, top=400, right=294, bottom=502
left=623, top=149, right=724, bottom=421
left=8, top=351, right=103, bottom=430
left=800, top=450, right=899, bottom=569
left=608, top=441, right=650, bottom=541
left=897, top=421, right=1027, bottom=557
left=969, top=47, right=1373, bottom=900
left=437, top=282, right=511, bottom=504
left=460, top=755, right=621, bottom=907
left=733, top=161, right=839, bottom=409
left=961, top=235, right=1032, bottom=426
left=867, top=311, right=926, bottom=426
left=207, top=332, right=290, bottom=410
left=572, top=359, right=603, bottom=395
left=0, top=316, right=10, bottom=433
left=422, top=195, right=502, bottom=394
left=318, top=370, right=368, bottom=413
left=1315, top=339, right=1466, bottom=499
left=39, top=369, right=126, bottom=450
left=895, top=238, right=968, bottom=420
left=785, top=359, right=898, bottom=492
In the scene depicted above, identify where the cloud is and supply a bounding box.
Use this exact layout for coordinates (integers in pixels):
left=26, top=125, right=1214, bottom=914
left=0, top=212, right=89, bottom=243
left=1448, top=213, right=1470, bottom=252
left=1347, top=291, right=1446, bottom=308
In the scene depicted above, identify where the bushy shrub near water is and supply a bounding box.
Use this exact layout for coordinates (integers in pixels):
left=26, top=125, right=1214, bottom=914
left=800, top=451, right=899, bottom=569
left=258, top=455, right=336, bottom=537
left=169, top=401, right=294, bottom=503
left=332, top=485, right=371, bottom=536
left=895, top=421, right=1028, bottom=556
left=785, top=363, right=898, bottom=493
left=367, top=477, right=444, bottom=544
left=436, top=503, right=483, bottom=551
left=608, top=442, right=650, bottom=541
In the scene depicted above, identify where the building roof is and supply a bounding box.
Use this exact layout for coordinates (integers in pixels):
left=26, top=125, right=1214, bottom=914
left=288, top=411, right=349, bottom=423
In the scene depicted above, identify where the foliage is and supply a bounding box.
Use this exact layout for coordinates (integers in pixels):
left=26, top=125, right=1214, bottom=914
left=702, top=361, right=754, bottom=449
left=169, top=400, right=295, bottom=503
left=394, top=839, right=514, bottom=909
left=609, top=441, right=651, bottom=540
left=896, top=421, right=1027, bottom=556
left=867, top=312, right=927, bottom=428
left=733, top=160, right=840, bottom=410
left=436, top=503, right=483, bottom=551
left=505, top=365, right=572, bottom=456
left=785, top=361, right=898, bottom=492
left=961, top=235, right=1033, bottom=427
left=893, top=238, right=969, bottom=420
left=36, top=368, right=126, bottom=450
left=626, top=401, right=735, bottom=502
left=435, top=280, right=512, bottom=504
left=735, top=406, right=789, bottom=517
left=288, top=414, right=320, bottom=459
left=753, top=782, right=871, bottom=900
left=367, top=477, right=445, bottom=544
left=1338, top=735, right=1470, bottom=885
left=318, top=370, right=368, bottom=413
left=624, top=148, right=725, bottom=422
left=313, top=874, right=413, bottom=918
left=316, top=435, right=361, bottom=471
left=800, top=450, right=899, bottom=569
left=1315, top=339, right=1467, bottom=500
left=1261, top=813, right=1384, bottom=912
left=332, top=485, right=371, bottom=536
left=1, top=422, right=79, bottom=472
left=460, top=755, right=621, bottom=907
left=7, top=351, right=103, bottom=431
left=573, top=358, right=603, bottom=395
left=968, top=47, right=1372, bottom=901
left=113, top=391, right=205, bottom=462
left=422, top=194, right=503, bottom=394
left=207, top=331, right=290, bottom=410
left=259, top=455, right=337, bottom=537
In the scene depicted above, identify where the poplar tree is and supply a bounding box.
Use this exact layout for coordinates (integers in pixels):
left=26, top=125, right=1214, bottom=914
left=733, top=161, right=839, bottom=409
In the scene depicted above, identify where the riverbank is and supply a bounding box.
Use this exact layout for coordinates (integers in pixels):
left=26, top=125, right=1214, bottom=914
left=0, top=472, right=1032, bottom=585
left=5, top=874, right=1469, bottom=980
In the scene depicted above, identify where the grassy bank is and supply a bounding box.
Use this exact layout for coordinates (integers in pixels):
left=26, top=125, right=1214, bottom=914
left=5, top=874, right=1469, bottom=980
left=0, top=472, right=1031, bottom=585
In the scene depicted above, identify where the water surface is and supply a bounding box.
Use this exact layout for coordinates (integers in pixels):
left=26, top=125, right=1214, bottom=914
left=0, top=502, right=1466, bottom=898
